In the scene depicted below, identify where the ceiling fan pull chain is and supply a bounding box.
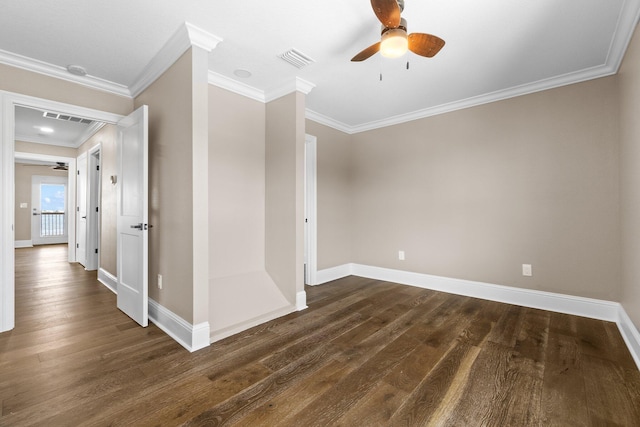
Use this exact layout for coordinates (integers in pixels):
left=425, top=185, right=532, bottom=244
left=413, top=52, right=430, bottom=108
left=407, top=61, right=410, bottom=70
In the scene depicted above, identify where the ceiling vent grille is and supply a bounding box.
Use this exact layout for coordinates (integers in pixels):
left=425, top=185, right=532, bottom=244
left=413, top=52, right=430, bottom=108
left=43, top=111, right=93, bottom=125
left=278, top=49, right=315, bottom=69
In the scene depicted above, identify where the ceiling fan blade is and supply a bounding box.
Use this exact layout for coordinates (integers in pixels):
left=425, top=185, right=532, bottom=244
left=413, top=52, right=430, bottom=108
left=351, top=42, right=381, bottom=62
left=370, top=0, right=401, bottom=28
left=408, top=33, right=445, bottom=58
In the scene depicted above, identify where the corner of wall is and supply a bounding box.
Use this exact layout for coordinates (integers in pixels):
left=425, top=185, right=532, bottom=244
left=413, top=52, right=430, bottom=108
left=149, top=298, right=210, bottom=352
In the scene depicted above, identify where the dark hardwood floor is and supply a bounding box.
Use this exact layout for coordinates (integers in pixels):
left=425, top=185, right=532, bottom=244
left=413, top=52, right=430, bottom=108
left=1, top=245, right=639, bottom=426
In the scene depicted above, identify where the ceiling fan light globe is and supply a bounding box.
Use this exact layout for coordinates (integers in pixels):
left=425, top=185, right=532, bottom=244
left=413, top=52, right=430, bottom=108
left=380, top=29, right=408, bottom=58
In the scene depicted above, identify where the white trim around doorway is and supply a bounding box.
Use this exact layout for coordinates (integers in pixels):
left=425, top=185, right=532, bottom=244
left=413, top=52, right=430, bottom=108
left=1, top=90, right=123, bottom=333
left=304, top=134, right=317, bottom=286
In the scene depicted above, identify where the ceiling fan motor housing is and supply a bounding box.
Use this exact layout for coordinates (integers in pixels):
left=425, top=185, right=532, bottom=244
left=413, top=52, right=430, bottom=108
left=381, top=17, right=407, bottom=34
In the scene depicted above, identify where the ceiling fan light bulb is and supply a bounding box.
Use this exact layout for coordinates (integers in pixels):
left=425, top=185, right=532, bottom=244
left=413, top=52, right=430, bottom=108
left=380, top=29, right=408, bottom=58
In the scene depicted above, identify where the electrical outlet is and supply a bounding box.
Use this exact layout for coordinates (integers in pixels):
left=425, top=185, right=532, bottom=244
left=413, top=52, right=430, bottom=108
left=522, top=264, right=532, bottom=277
left=157, top=274, right=163, bottom=289
left=399, top=250, right=405, bottom=261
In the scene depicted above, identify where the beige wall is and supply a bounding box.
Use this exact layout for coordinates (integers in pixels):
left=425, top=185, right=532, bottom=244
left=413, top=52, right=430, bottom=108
left=190, top=46, right=210, bottom=327
left=134, top=48, right=211, bottom=324
left=337, top=76, right=620, bottom=302
left=305, top=120, right=353, bottom=270
left=208, top=86, right=294, bottom=336
left=619, top=24, right=640, bottom=327
left=0, top=63, right=132, bottom=115
left=134, top=50, right=195, bottom=321
left=76, top=125, right=118, bottom=276
left=14, top=164, right=67, bottom=241
left=265, top=92, right=306, bottom=303
left=209, top=86, right=266, bottom=277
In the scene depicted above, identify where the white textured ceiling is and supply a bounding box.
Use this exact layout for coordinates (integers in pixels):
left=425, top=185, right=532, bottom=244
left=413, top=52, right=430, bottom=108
left=14, top=106, right=99, bottom=148
left=2, top=0, right=639, bottom=134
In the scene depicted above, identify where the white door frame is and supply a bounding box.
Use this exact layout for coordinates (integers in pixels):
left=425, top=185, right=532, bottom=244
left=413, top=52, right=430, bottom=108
left=15, top=152, right=76, bottom=252
left=0, top=90, right=122, bottom=333
left=86, top=145, right=101, bottom=271
left=304, top=134, right=318, bottom=286
left=76, top=151, right=88, bottom=267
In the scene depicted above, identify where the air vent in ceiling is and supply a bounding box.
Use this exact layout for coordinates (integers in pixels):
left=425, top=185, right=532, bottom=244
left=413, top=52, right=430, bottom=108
left=278, top=48, right=315, bottom=69
left=43, top=111, right=93, bottom=125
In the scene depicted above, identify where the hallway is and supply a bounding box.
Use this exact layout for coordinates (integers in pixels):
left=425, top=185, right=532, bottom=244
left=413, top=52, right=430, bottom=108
left=1, top=245, right=176, bottom=425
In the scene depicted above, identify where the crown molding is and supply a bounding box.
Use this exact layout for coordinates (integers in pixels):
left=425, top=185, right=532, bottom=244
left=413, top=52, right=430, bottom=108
left=295, top=77, right=316, bottom=95
left=347, top=64, right=617, bottom=134
left=609, top=0, right=640, bottom=70
left=185, top=22, right=223, bottom=52
left=208, top=73, right=317, bottom=104
left=208, top=71, right=266, bottom=103
left=0, top=49, right=130, bottom=98
left=305, top=109, right=352, bottom=134
left=130, top=22, right=222, bottom=98
left=264, top=77, right=316, bottom=103
left=0, top=22, right=223, bottom=101
left=75, top=121, right=106, bottom=147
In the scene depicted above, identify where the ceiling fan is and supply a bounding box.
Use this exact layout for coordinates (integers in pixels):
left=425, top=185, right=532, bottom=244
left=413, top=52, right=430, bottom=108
left=21, top=161, right=68, bottom=170
left=52, top=162, right=68, bottom=171
left=351, top=0, right=445, bottom=62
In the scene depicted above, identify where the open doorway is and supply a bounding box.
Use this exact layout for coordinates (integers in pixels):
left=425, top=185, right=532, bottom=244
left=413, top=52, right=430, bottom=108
left=13, top=104, right=106, bottom=262
left=14, top=151, right=76, bottom=259
left=1, top=93, right=123, bottom=332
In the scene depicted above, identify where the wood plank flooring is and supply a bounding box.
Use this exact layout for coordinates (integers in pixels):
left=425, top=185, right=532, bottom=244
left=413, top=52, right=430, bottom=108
left=1, top=244, right=639, bottom=426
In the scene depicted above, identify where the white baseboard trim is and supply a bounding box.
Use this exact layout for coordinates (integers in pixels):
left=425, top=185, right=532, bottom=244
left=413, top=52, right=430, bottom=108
left=296, top=291, right=308, bottom=310
left=316, top=264, right=354, bottom=285
left=97, top=268, right=117, bottom=294
left=617, top=306, right=640, bottom=370
left=32, top=237, right=68, bottom=245
left=210, top=304, right=297, bottom=344
left=14, top=240, right=33, bottom=248
left=96, top=272, right=209, bottom=352
left=316, top=263, right=640, bottom=369
left=351, top=264, right=621, bottom=322
left=148, top=298, right=210, bottom=352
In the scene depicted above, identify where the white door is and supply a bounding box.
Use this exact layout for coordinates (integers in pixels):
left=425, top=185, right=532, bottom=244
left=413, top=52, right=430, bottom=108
left=76, top=152, right=88, bottom=267
left=116, top=105, right=149, bottom=327
left=31, top=175, right=68, bottom=245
